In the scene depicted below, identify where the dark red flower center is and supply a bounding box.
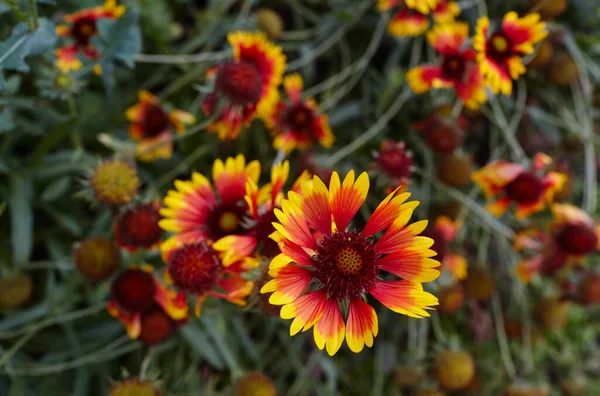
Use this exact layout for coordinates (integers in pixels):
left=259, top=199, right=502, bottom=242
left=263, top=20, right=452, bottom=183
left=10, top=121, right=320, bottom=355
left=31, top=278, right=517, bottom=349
left=556, top=224, right=598, bottom=256
left=286, top=103, right=315, bottom=132
left=111, top=269, right=156, bottom=312
left=72, top=16, right=98, bottom=47
left=215, top=61, right=263, bottom=105
left=486, top=32, right=514, bottom=63
left=313, top=231, right=381, bottom=299
left=167, top=242, right=222, bottom=295
left=375, top=142, right=413, bottom=180
left=139, top=305, right=174, bottom=346
left=505, top=171, right=543, bottom=203
left=142, top=105, right=170, bottom=138
left=115, top=203, right=163, bottom=250
left=441, top=55, right=466, bottom=81
left=207, top=204, right=247, bottom=240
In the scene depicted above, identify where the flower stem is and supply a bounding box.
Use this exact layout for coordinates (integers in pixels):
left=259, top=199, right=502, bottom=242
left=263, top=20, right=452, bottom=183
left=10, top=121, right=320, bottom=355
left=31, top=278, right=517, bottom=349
left=28, top=0, right=38, bottom=30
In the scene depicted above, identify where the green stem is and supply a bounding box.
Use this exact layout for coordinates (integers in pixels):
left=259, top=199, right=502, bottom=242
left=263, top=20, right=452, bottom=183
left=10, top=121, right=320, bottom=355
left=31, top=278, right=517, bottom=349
left=28, top=0, right=38, bottom=30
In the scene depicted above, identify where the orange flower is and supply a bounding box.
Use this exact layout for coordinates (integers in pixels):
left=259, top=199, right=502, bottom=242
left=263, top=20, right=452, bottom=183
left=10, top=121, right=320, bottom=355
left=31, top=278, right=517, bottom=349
left=407, top=22, right=487, bottom=110
left=107, top=267, right=188, bottom=344
left=202, top=32, right=286, bottom=141
left=473, top=12, right=547, bottom=95
left=263, top=74, right=334, bottom=153
left=55, top=0, right=126, bottom=73
left=261, top=172, right=439, bottom=355
left=378, top=0, right=461, bottom=38
left=471, top=153, right=566, bottom=219
left=126, top=91, right=195, bottom=162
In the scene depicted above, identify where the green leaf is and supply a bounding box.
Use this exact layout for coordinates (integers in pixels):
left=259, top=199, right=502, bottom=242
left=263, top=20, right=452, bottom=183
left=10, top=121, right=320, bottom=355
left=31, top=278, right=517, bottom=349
left=179, top=322, right=225, bottom=370
left=0, top=18, right=58, bottom=72
left=30, top=120, right=75, bottom=166
left=41, top=177, right=71, bottom=202
left=0, top=108, right=15, bottom=132
left=9, top=175, right=33, bottom=266
left=41, top=203, right=82, bottom=237
left=94, top=9, right=142, bottom=69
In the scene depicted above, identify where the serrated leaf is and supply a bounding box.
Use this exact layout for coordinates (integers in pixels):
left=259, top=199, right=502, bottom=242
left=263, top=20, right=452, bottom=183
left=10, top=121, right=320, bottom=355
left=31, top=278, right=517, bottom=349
left=9, top=175, right=33, bottom=266
left=0, top=18, right=57, bottom=72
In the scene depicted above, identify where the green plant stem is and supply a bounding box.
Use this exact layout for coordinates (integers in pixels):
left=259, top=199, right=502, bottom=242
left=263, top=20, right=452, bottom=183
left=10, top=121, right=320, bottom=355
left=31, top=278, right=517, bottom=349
left=491, top=293, right=517, bottom=380
left=430, top=312, right=447, bottom=344
left=134, top=51, right=229, bottom=64
left=28, top=0, right=38, bottom=30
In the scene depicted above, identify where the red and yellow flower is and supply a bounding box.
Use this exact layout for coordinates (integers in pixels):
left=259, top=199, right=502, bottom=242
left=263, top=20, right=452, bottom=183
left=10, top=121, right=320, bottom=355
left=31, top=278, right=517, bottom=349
left=407, top=22, right=487, bottom=110
left=126, top=91, right=196, bottom=162
left=202, top=32, right=286, bottom=141
left=263, top=74, right=334, bottom=153
left=423, top=216, right=467, bottom=280
left=371, top=141, right=414, bottom=187
left=114, top=201, right=163, bottom=252
left=107, top=267, right=188, bottom=345
left=473, top=12, right=547, bottom=95
left=55, top=0, right=126, bottom=73
left=471, top=153, right=566, bottom=220
left=213, top=161, right=310, bottom=264
left=378, top=0, right=461, bottom=38
left=551, top=204, right=600, bottom=258
left=514, top=229, right=564, bottom=282
left=261, top=171, right=439, bottom=355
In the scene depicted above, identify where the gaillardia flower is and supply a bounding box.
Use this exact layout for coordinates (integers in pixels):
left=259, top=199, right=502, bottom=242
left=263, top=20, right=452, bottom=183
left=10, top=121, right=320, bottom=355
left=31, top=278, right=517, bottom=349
left=473, top=12, right=547, bottom=95
left=407, top=22, right=487, bottom=110
left=55, top=0, right=126, bottom=73
left=159, top=155, right=260, bottom=247
left=126, top=91, right=196, bottom=162
left=371, top=141, right=414, bottom=186
left=161, top=240, right=254, bottom=315
left=213, top=161, right=310, bottom=263
left=90, top=159, right=140, bottom=206
left=108, top=377, right=161, bottom=396
left=264, top=74, right=334, bottom=153
left=471, top=153, right=566, bottom=219
left=422, top=216, right=467, bottom=280
left=378, top=0, right=461, bottom=38
left=202, top=32, right=286, bottom=141
left=261, top=172, right=439, bottom=355
left=551, top=204, right=599, bottom=257
left=107, top=267, right=188, bottom=344
left=514, top=228, right=565, bottom=282
left=74, top=238, right=121, bottom=282
left=115, top=202, right=163, bottom=252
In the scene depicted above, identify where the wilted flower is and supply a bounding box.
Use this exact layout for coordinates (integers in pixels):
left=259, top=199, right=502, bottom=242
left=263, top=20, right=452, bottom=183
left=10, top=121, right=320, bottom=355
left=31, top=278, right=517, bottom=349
left=377, top=0, right=461, bottom=38
left=473, top=12, right=548, bottom=95
left=261, top=172, right=439, bottom=355
left=263, top=74, right=334, bottom=153
left=107, top=267, right=188, bottom=344
left=126, top=91, right=196, bottom=162
left=90, top=160, right=140, bottom=207
left=74, top=238, right=121, bottom=281
left=114, top=202, right=163, bottom=252
left=55, top=0, right=126, bottom=73
left=407, top=22, right=487, bottom=110
left=471, top=153, right=566, bottom=219
left=202, top=32, right=286, bottom=141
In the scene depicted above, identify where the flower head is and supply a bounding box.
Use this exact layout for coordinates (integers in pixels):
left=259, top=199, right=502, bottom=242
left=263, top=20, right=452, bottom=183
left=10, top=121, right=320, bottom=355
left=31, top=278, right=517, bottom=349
left=202, top=32, right=286, bottom=141
left=115, top=202, right=163, bottom=252
left=473, top=12, right=548, bottom=95
left=407, top=22, right=487, bottom=110
left=264, top=74, right=334, bottom=153
left=372, top=141, right=414, bottom=185
left=471, top=153, right=566, bottom=219
left=108, top=377, right=161, bottom=396
left=379, top=1, right=461, bottom=38
left=90, top=160, right=140, bottom=206
left=551, top=204, right=599, bottom=257
left=55, top=0, right=126, bottom=73
left=261, top=171, right=439, bottom=355
left=233, top=372, right=277, bottom=396
left=126, top=91, right=195, bottom=162
left=414, top=113, right=464, bottom=154
left=0, top=274, right=33, bottom=309
left=74, top=238, right=121, bottom=282
left=108, top=267, right=188, bottom=342
left=435, top=350, right=475, bottom=391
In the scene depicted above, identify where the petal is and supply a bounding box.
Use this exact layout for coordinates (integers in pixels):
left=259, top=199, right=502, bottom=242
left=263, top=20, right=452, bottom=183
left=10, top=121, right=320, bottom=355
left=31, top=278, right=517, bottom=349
left=313, top=298, right=345, bottom=356
left=362, top=190, right=412, bottom=237
left=376, top=206, right=430, bottom=254
left=369, top=281, right=438, bottom=318
left=283, top=73, right=303, bottom=103
left=377, top=249, right=440, bottom=282
left=212, top=275, right=253, bottom=306
left=406, top=65, right=447, bottom=94
left=486, top=196, right=511, bottom=218
left=329, top=171, right=369, bottom=231
left=213, top=235, right=258, bottom=266
left=345, top=299, right=378, bottom=353
left=388, top=9, right=429, bottom=38
left=289, top=175, right=332, bottom=235
left=471, top=160, right=523, bottom=199
left=443, top=253, right=468, bottom=280
left=154, top=283, right=189, bottom=320
left=276, top=238, right=314, bottom=267
left=107, top=301, right=141, bottom=339
left=270, top=160, right=290, bottom=203
left=273, top=199, right=316, bottom=249
left=280, top=291, right=327, bottom=335
left=261, top=265, right=313, bottom=305
left=426, top=21, right=469, bottom=55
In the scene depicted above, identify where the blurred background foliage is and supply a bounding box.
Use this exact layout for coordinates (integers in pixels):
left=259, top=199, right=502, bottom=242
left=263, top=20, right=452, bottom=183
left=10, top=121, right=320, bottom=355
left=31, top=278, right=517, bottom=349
left=0, top=0, right=600, bottom=395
